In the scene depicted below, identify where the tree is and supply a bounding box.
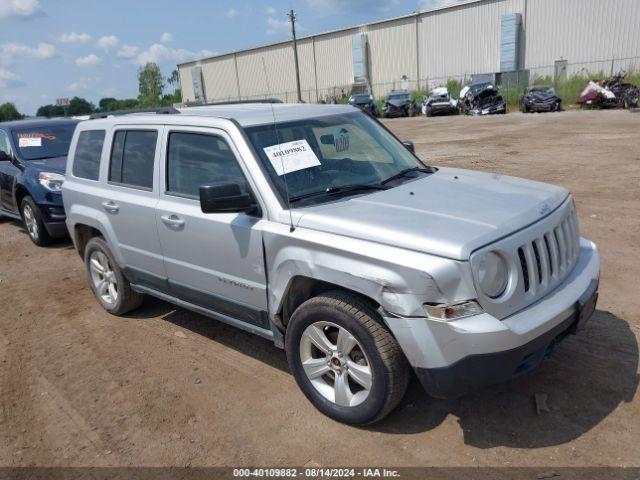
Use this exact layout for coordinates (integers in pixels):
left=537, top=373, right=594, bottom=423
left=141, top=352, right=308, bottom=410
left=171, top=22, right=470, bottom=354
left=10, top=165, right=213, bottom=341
left=162, top=68, right=182, bottom=106
left=137, top=62, right=164, bottom=108
left=36, top=104, right=65, bottom=118
left=98, top=97, right=139, bottom=112
left=66, top=97, right=95, bottom=116
left=0, top=102, right=23, bottom=122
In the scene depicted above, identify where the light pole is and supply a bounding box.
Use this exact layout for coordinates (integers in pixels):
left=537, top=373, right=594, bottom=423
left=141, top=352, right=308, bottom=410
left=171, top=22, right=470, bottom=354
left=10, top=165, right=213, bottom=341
left=288, top=9, right=303, bottom=103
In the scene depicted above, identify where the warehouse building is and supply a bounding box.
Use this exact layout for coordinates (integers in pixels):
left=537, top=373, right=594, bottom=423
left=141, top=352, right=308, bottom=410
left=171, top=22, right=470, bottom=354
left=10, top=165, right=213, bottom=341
left=177, top=0, right=640, bottom=104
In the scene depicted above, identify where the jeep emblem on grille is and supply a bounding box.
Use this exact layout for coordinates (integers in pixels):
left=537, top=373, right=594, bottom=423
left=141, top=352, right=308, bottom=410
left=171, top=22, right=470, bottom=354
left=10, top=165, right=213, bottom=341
left=539, top=203, right=551, bottom=215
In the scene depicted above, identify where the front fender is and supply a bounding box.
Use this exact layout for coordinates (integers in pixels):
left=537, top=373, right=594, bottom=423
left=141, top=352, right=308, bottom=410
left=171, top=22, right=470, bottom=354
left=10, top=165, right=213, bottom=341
left=262, top=223, right=476, bottom=318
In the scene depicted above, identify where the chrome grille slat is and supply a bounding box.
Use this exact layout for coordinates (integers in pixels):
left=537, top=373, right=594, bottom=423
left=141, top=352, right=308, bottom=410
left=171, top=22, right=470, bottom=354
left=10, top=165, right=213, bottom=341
left=545, top=232, right=559, bottom=278
left=522, top=244, right=538, bottom=295
left=534, top=238, right=551, bottom=286
left=555, top=226, right=567, bottom=269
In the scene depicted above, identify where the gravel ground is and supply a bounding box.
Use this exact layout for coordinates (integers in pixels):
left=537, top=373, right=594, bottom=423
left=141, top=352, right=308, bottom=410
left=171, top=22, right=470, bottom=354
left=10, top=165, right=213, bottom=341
left=0, top=109, right=638, bottom=468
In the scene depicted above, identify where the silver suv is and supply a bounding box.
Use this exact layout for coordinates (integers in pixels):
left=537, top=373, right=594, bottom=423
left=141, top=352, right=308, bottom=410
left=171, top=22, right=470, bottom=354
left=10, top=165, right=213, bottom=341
left=63, top=104, right=600, bottom=424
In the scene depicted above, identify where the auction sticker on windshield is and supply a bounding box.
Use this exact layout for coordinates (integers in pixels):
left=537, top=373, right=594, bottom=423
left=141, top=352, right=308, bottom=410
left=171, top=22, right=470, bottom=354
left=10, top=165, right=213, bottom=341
left=264, top=139, right=321, bottom=176
left=19, top=137, right=42, bottom=148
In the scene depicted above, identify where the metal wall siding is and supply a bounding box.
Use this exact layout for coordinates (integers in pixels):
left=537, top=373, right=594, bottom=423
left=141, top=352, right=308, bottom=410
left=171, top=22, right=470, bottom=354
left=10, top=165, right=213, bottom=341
left=178, top=66, right=195, bottom=103
left=419, top=0, right=525, bottom=82
left=308, top=29, right=356, bottom=92
left=236, top=43, right=298, bottom=99
left=180, top=0, right=640, bottom=102
left=200, top=55, right=238, bottom=101
left=524, top=0, right=640, bottom=69
left=365, top=17, right=418, bottom=89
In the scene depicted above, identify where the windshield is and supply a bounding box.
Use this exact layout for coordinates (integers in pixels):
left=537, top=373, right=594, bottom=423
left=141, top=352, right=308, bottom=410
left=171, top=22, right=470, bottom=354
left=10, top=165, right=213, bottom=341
left=469, top=83, right=494, bottom=95
left=12, top=124, right=76, bottom=160
left=244, top=112, right=428, bottom=205
left=387, top=93, right=410, bottom=101
left=530, top=86, right=556, bottom=95
left=350, top=94, right=370, bottom=103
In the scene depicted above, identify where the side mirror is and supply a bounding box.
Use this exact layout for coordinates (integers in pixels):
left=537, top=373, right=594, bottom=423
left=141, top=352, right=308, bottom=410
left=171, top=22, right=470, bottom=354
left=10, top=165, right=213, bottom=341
left=0, top=151, right=12, bottom=161
left=199, top=183, right=257, bottom=214
left=402, top=141, right=415, bottom=153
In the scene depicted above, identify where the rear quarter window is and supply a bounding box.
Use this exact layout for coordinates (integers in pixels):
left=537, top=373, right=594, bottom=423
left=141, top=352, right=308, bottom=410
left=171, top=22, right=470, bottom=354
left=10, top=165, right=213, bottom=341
left=72, top=130, right=106, bottom=181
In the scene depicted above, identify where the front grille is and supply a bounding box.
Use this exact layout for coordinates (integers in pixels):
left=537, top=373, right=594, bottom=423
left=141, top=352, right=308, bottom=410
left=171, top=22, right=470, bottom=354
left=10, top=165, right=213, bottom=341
left=517, top=207, right=580, bottom=295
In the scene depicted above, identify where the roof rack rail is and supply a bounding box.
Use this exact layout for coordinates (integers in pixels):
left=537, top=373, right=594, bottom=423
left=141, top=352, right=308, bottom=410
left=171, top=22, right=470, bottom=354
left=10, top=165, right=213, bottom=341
left=89, top=106, right=180, bottom=119
left=184, top=98, right=283, bottom=107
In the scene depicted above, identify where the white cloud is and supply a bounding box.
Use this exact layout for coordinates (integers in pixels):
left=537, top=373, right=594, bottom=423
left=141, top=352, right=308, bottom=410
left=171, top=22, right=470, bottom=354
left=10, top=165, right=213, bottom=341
left=97, top=35, right=118, bottom=51
left=266, top=16, right=289, bottom=35
left=58, top=32, right=91, bottom=44
left=0, top=68, right=23, bottom=88
left=68, top=79, right=89, bottom=92
left=418, top=0, right=456, bottom=10
left=135, top=43, right=194, bottom=65
left=227, top=8, right=238, bottom=18
left=117, top=44, right=140, bottom=59
left=0, top=42, right=55, bottom=65
left=266, top=6, right=277, bottom=15
left=75, top=54, right=101, bottom=67
left=160, top=32, right=173, bottom=43
left=0, top=0, right=42, bottom=20
left=198, top=49, right=217, bottom=58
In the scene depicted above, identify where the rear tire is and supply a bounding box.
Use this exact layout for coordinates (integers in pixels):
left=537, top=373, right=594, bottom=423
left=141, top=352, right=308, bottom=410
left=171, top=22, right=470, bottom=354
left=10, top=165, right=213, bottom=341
left=20, top=196, right=51, bottom=246
left=84, top=237, right=144, bottom=315
left=286, top=290, right=409, bottom=425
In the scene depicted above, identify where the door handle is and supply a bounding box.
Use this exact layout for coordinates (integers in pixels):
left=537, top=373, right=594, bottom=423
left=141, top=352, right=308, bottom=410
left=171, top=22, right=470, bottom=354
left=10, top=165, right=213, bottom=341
left=101, top=200, right=119, bottom=213
left=161, top=214, right=185, bottom=228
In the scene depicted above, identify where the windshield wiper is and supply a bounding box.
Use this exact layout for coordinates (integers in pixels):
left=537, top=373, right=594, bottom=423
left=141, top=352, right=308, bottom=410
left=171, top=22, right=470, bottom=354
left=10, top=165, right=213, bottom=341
left=289, top=184, right=388, bottom=203
left=379, top=167, right=433, bottom=185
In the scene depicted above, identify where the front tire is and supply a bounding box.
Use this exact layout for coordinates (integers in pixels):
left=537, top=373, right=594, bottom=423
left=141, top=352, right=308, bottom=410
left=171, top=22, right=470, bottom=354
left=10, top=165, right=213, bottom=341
left=286, top=291, right=409, bottom=425
left=20, top=196, right=51, bottom=246
left=84, top=237, right=143, bottom=315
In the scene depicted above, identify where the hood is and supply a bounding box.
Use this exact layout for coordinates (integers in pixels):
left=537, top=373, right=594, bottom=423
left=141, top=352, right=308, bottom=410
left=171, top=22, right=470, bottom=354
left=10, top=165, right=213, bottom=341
left=25, top=155, right=67, bottom=175
left=527, top=91, right=558, bottom=103
left=295, top=168, right=568, bottom=260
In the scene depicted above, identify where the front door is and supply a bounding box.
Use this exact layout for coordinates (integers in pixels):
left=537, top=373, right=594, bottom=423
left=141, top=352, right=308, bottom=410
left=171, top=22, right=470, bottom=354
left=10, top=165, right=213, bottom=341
left=0, top=129, right=19, bottom=213
left=155, top=127, right=268, bottom=328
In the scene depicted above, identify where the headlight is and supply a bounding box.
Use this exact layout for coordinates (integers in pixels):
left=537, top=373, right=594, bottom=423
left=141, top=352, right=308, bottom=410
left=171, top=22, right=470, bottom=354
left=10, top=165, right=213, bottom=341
left=477, top=251, right=508, bottom=298
left=38, top=172, right=65, bottom=192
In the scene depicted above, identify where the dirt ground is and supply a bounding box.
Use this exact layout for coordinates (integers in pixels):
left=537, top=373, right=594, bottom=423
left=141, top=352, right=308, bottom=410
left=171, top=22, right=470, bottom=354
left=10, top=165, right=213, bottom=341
left=0, top=109, right=639, bottom=468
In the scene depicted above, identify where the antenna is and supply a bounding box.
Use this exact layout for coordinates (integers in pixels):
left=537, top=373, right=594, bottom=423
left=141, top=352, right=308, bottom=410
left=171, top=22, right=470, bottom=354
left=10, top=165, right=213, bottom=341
left=261, top=57, right=295, bottom=233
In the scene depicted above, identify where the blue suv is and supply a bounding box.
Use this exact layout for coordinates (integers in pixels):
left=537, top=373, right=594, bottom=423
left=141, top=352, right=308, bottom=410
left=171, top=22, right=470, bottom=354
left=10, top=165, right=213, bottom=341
left=0, top=118, right=79, bottom=245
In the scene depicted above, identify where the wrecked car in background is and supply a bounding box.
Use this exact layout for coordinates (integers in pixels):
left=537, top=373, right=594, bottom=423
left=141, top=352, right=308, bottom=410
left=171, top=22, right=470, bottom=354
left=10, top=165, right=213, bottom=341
left=520, top=86, right=563, bottom=113
left=578, top=71, right=639, bottom=109
left=458, top=82, right=507, bottom=115
left=348, top=93, right=379, bottom=117
left=382, top=91, right=416, bottom=118
left=421, top=87, right=458, bottom=117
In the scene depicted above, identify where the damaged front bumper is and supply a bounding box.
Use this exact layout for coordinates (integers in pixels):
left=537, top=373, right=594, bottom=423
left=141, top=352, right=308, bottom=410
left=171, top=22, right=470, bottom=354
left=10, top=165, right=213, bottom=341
left=384, top=238, right=599, bottom=399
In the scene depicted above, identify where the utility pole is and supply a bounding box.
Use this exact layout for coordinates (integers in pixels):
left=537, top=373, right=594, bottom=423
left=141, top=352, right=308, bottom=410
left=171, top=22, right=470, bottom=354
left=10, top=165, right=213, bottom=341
left=288, top=9, right=302, bottom=103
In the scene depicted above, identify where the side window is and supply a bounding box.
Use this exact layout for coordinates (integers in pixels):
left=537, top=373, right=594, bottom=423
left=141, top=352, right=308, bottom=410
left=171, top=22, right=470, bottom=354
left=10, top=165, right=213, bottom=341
left=109, top=130, right=157, bottom=189
left=0, top=130, right=11, bottom=156
left=72, top=130, right=106, bottom=180
left=166, top=132, right=247, bottom=198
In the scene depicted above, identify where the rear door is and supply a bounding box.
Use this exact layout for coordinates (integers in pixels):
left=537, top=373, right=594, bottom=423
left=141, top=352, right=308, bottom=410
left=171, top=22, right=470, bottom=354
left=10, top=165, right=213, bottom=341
left=100, top=125, right=167, bottom=291
left=155, top=126, right=269, bottom=328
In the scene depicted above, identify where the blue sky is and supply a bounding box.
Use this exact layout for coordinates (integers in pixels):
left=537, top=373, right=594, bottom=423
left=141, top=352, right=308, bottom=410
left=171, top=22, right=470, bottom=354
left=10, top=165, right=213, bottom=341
left=0, top=0, right=452, bottom=114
